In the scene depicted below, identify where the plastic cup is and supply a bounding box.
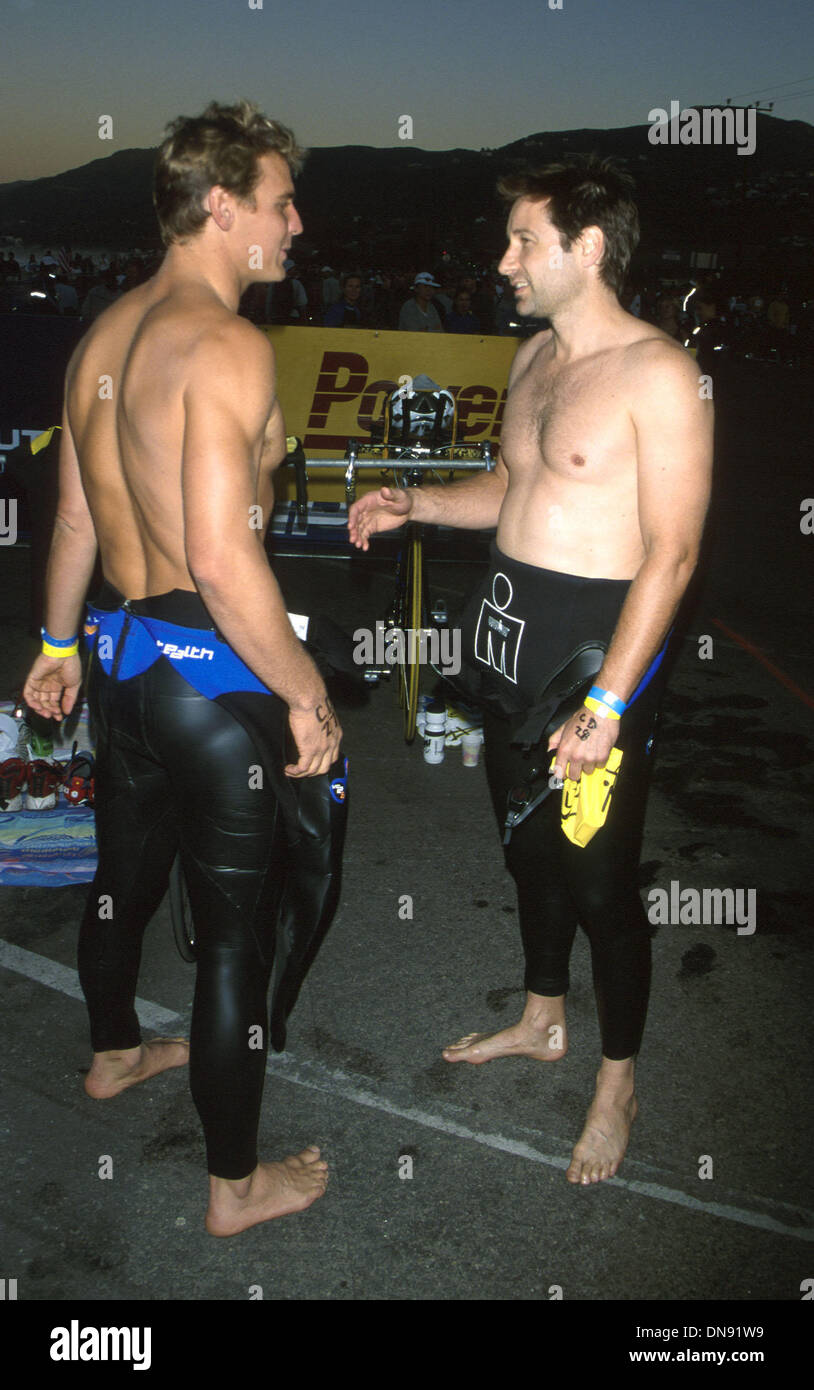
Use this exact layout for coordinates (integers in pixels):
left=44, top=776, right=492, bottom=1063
left=462, top=729, right=483, bottom=766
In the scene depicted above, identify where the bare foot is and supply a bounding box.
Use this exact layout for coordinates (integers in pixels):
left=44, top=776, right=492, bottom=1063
left=443, top=993, right=567, bottom=1064
left=206, top=1147, right=328, bottom=1236
left=567, top=1069, right=637, bottom=1185
left=84, top=1038, right=189, bottom=1099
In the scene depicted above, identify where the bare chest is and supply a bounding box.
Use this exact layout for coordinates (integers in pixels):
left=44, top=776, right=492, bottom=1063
left=503, top=352, right=633, bottom=481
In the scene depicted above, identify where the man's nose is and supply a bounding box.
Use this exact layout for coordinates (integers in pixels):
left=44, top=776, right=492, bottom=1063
left=290, top=205, right=303, bottom=236
left=497, top=248, right=514, bottom=276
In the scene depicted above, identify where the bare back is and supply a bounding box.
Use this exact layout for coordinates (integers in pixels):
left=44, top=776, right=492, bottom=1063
left=66, top=277, right=276, bottom=598
left=497, top=316, right=697, bottom=579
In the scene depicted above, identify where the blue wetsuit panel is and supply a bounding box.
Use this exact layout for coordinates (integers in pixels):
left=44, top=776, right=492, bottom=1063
left=84, top=606, right=272, bottom=697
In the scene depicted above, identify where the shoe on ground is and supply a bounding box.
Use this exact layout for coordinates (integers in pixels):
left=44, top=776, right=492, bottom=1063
left=62, top=747, right=95, bottom=808
left=25, top=759, right=65, bottom=811
left=0, top=757, right=28, bottom=812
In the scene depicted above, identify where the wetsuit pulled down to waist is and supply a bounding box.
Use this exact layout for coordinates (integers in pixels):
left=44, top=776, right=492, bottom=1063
left=459, top=548, right=669, bottom=1061
left=78, top=580, right=348, bottom=1174
left=84, top=579, right=274, bottom=696
left=84, top=579, right=302, bottom=828
left=457, top=543, right=632, bottom=718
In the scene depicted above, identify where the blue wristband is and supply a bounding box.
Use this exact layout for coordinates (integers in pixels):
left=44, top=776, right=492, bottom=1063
left=41, top=626, right=79, bottom=649
left=588, top=685, right=627, bottom=716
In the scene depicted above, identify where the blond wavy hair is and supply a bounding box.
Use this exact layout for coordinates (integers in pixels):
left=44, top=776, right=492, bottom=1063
left=153, top=100, right=305, bottom=246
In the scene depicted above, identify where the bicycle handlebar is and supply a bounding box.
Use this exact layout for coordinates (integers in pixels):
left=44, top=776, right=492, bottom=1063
left=301, top=457, right=490, bottom=470
left=282, top=436, right=494, bottom=510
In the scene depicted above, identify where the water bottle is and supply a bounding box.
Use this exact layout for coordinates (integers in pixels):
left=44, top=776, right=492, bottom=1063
left=423, top=701, right=446, bottom=764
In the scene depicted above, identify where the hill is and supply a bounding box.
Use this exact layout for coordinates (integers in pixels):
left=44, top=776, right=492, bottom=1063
left=1, top=113, right=812, bottom=278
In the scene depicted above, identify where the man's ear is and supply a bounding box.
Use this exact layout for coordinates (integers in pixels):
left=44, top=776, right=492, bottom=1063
left=576, top=224, right=604, bottom=272
left=205, top=185, right=235, bottom=232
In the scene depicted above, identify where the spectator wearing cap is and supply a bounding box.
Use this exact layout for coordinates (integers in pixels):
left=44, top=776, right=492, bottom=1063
left=324, top=272, right=364, bottom=328
left=321, top=266, right=341, bottom=308
left=398, top=272, right=443, bottom=332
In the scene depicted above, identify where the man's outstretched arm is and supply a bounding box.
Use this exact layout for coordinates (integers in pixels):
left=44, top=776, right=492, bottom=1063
left=347, top=337, right=533, bottom=548
left=347, top=449, right=509, bottom=550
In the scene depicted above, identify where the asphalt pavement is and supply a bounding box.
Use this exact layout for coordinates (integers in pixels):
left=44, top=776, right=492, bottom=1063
left=0, top=356, right=812, bottom=1313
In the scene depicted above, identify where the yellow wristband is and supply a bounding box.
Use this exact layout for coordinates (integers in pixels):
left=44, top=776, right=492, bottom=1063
left=42, top=639, right=79, bottom=659
left=584, top=695, right=621, bottom=721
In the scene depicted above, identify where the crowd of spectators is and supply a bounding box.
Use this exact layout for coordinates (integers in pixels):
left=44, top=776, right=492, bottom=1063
left=1, top=243, right=811, bottom=363
left=237, top=258, right=522, bottom=335
left=622, top=274, right=813, bottom=365
left=0, top=246, right=159, bottom=321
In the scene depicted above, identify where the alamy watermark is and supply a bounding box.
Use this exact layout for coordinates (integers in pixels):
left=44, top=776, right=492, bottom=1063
left=647, top=880, right=756, bottom=935
left=648, top=103, right=756, bottom=156
left=353, top=620, right=461, bottom=677
left=50, top=1322, right=151, bottom=1370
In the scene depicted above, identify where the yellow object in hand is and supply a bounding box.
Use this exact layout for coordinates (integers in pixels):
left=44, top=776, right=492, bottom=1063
left=556, top=747, right=624, bottom=848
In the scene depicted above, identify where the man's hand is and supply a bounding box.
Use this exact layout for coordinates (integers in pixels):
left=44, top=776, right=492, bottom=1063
left=347, top=486, right=412, bottom=551
left=22, top=652, right=83, bottom=723
left=548, top=705, right=618, bottom=782
left=286, top=699, right=342, bottom=777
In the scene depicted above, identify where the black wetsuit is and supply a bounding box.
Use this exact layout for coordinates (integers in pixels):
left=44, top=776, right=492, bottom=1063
left=459, top=544, right=666, bottom=1060
left=79, top=581, right=294, bottom=1179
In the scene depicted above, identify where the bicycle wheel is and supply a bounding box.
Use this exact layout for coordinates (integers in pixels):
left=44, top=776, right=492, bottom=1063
left=398, top=527, right=423, bottom=742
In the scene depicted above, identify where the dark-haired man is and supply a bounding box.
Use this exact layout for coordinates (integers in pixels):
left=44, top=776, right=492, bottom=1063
left=22, top=101, right=338, bottom=1234
left=349, top=158, right=712, bottom=1185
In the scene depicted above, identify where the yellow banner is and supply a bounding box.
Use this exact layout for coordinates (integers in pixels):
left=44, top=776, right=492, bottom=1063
left=263, top=326, right=519, bottom=500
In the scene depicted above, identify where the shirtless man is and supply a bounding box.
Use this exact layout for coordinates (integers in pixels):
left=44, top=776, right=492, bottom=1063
left=349, top=157, right=712, bottom=1185
left=22, top=101, right=340, bottom=1234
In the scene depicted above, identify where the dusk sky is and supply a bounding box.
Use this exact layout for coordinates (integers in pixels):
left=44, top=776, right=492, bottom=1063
left=2, top=0, right=813, bottom=183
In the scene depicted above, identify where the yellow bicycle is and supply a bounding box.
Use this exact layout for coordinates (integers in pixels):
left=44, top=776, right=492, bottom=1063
left=342, top=438, right=493, bottom=742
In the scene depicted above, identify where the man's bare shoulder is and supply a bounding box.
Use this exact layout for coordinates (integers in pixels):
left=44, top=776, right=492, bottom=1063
left=189, top=309, right=273, bottom=365
left=508, top=325, right=553, bottom=382
left=67, top=280, right=175, bottom=380
left=620, top=327, right=701, bottom=393
left=183, top=311, right=276, bottom=400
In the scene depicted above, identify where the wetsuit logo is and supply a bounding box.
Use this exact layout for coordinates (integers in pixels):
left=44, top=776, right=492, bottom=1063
left=330, top=758, right=348, bottom=804
left=156, top=641, right=214, bottom=661
left=473, top=573, right=525, bottom=684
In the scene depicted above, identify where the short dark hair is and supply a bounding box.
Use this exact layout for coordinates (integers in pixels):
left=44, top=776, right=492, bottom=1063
left=497, top=155, right=639, bottom=296
left=153, top=100, right=305, bottom=247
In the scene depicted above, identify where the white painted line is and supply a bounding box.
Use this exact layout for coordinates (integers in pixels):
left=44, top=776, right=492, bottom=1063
left=3, top=939, right=813, bottom=1242
left=268, top=1055, right=814, bottom=1243
left=0, top=940, right=182, bottom=1031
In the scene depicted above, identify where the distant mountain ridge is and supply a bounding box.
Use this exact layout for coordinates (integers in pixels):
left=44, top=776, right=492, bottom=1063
left=1, top=115, right=812, bottom=272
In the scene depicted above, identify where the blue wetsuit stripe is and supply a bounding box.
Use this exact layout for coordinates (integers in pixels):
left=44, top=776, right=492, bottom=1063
left=626, top=630, right=672, bottom=707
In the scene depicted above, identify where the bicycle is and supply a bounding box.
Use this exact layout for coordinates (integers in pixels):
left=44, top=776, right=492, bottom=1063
left=336, top=386, right=494, bottom=741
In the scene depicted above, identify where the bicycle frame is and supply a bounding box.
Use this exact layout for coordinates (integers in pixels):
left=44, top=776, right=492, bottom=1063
left=339, top=437, right=494, bottom=741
